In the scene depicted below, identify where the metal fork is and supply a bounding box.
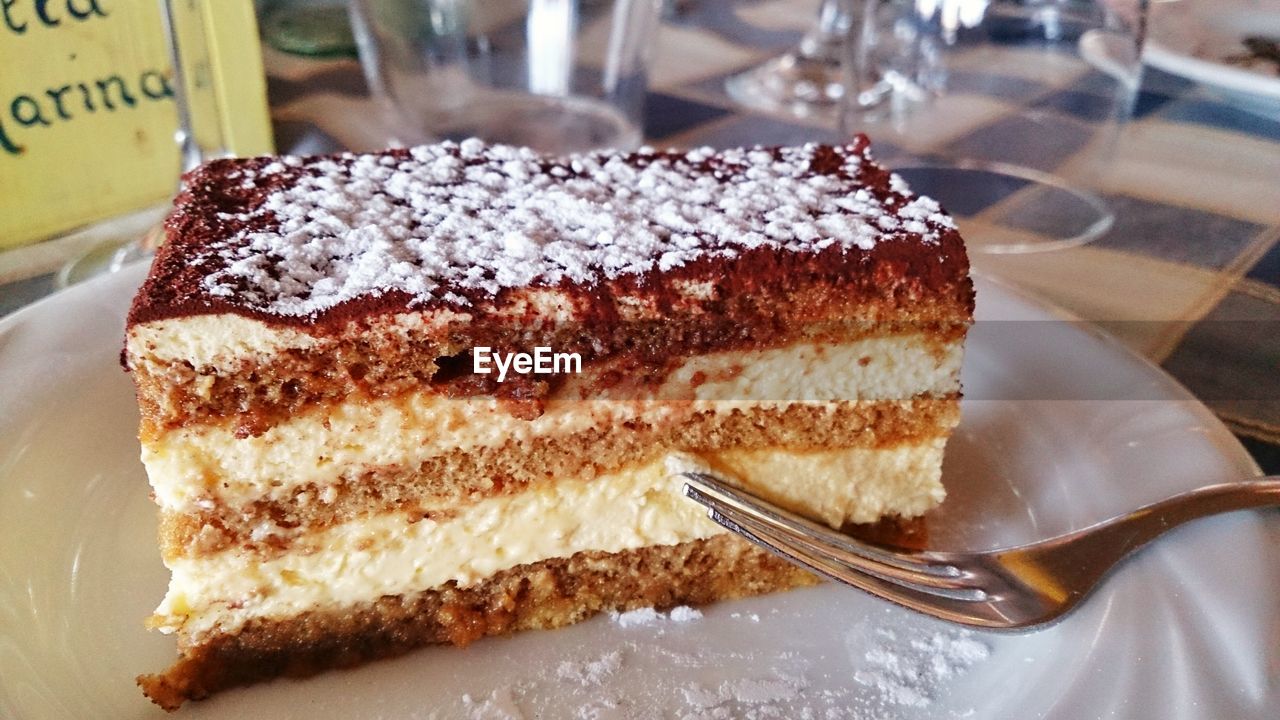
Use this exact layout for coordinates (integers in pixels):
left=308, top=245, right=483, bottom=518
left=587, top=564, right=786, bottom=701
left=678, top=471, right=1280, bottom=629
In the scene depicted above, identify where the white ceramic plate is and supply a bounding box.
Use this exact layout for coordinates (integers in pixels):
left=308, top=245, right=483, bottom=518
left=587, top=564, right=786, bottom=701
left=1, top=264, right=1275, bottom=719
left=1145, top=0, right=1280, bottom=114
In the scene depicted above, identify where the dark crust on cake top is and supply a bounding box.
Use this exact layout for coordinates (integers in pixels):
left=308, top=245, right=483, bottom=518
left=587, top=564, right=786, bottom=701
left=125, top=136, right=972, bottom=335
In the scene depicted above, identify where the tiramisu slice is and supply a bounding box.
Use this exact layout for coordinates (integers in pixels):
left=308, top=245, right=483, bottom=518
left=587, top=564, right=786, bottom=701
left=124, top=137, right=973, bottom=709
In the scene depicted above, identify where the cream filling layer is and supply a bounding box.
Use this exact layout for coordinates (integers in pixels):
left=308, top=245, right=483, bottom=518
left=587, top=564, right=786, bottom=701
left=157, top=443, right=947, bottom=640
left=143, top=335, right=962, bottom=511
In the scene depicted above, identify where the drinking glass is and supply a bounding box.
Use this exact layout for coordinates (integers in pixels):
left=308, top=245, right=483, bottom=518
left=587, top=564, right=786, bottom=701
left=840, top=0, right=1147, bottom=253
left=349, top=0, right=664, bottom=155
left=725, top=0, right=854, bottom=119
left=58, top=0, right=230, bottom=287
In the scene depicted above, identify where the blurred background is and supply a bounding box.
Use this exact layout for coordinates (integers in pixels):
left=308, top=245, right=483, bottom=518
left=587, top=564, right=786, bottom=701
left=0, top=0, right=1277, bottom=468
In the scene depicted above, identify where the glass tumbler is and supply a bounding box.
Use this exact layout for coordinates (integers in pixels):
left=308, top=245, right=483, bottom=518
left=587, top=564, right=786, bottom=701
left=57, top=0, right=234, bottom=287
left=840, top=0, right=1147, bottom=253
left=349, top=0, right=664, bottom=155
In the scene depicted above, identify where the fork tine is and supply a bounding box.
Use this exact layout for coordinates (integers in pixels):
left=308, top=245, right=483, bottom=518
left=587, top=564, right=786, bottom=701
left=701, top=505, right=1011, bottom=626
left=686, top=485, right=984, bottom=598
left=679, top=471, right=963, bottom=579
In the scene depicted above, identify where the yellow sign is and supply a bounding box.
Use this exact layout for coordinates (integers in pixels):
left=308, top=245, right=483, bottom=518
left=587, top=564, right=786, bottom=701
left=0, top=0, right=273, bottom=249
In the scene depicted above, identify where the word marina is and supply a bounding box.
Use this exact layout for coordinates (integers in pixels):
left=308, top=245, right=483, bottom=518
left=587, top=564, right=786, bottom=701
left=1, top=0, right=173, bottom=156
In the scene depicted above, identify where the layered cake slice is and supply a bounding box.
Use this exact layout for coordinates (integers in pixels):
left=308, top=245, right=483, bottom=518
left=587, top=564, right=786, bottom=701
left=124, top=137, right=973, bottom=709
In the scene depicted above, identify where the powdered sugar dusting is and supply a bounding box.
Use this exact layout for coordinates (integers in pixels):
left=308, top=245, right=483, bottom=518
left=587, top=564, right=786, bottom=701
left=199, top=140, right=956, bottom=318
left=461, top=687, right=523, bottom=720
left=611, top=605, right=704, bottom=628
left=410, top=605, right=994, bottom=720
left=852, top=625, right=991, bottom=710
left=669, top=605, right=704, bottom=623
left=612, top=607, right=662, bottom=628
left=557, top=650, right=624, bottom=687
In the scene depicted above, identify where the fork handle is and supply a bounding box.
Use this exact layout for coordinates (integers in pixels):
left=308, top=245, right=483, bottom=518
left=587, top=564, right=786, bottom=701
left=1105, top=476, right=1280, bottom=541
left=1018, top=476, right=1280, bottom=587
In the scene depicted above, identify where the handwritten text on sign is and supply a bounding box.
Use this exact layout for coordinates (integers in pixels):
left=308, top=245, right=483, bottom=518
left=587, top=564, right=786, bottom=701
left=1, top=1, right=174, bottom=156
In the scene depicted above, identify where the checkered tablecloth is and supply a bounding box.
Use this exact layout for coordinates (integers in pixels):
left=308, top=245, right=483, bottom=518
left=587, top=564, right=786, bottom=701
left=268, top=0, right=1280, bottom=476
left=3, top=0, right=1277, bottom=471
